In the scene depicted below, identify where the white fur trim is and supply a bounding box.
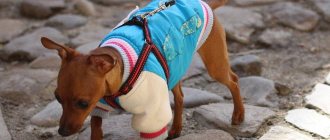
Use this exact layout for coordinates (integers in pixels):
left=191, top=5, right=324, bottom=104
left=118, top=71, right=172, bottom=133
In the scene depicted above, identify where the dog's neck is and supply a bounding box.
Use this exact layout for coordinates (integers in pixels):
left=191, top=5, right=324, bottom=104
left=103, top=47, right=124, bottom=96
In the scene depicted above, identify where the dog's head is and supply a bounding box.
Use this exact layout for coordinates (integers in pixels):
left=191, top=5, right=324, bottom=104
left=41, top=37, right=118, bottom=136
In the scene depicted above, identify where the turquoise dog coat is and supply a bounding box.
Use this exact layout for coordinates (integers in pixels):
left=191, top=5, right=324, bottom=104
left=91, top=0, right=214, bottom=139
left=100, top=0, right=212, bottom=89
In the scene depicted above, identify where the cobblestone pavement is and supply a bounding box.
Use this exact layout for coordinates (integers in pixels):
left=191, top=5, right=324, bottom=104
left=0, top=0, right=330, bottom=140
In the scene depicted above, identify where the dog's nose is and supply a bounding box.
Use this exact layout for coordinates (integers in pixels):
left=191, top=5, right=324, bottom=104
left=58, top=127, right=71, bottom=137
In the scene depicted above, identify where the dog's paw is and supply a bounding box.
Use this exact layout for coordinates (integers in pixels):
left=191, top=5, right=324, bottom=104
left=231, top=108, right=245, bottom=125
left=167, top=129, right=181, bottom=140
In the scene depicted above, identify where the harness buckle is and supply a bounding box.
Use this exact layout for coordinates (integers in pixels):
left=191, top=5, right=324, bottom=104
left=140, top=13, right=149, bottom=19
left=140, top=0, right=175, bottom=19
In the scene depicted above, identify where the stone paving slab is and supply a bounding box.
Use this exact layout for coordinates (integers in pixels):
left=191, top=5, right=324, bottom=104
left=0, top=19, right=27, bottom=43
left=31, top=100, right=62, bottom=127
left=29, top=53, right=61, bottom=69
left=285, top=108, right=330, bottom=138
left=193, top=103, right=275, bottom=137
left=0, top=108, right=11, bottom=140
left=75, top=0, right=96, bottom=16
left=46, top=14, right=87, bottom=30
left=234, top=0, right=280, bottom=6
left=78, top=114, right=138, bottom=140
left=169, top=87, right=224, bottom=108
left=3, top=27, right=69, bottom=60
left=70, top=25, right=110, bottom=47
left=231, top=55, right=262, bottom=77
left=311, top=0, right=330, bottom=22
left=205, top=76, right=279, bottom=107
left=239, top=76, right=278, bottom=107
left=268, top=2, right=320, bottom=31
left=0, top=68, right=58, bottom=102
left=258, top=28, right=292, bottom=47
left=174, top=129, right=234, bottom=140
left=305, top=83, right=330, bottom=115
left=214, top=6, right=264, bottom=44
left=259, top=125, right=315, bottom=140
left=76, top=41, right=99, bottom=54
left=326, top=72, right=330, bottom=85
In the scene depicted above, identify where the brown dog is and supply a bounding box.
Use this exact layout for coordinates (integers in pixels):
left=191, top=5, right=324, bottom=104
left=40, top=0, right=244, bottom=139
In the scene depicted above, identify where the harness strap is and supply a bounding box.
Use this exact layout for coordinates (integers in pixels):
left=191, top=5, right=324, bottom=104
left=142, top=18, right=170, bottom=79
left=104, top=18, right=170, bottom=110
left=102, top=0, right=175, bottom=109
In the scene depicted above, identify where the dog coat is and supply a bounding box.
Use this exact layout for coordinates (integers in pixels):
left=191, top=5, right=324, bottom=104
left=91, top=0, right=213, bottom=139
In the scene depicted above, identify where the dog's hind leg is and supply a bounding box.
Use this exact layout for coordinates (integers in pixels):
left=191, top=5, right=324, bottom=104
left=91, top=116, right=103, bottom=140
left=197, top=16, right=244, bottom=125
left=168, top=81, right=184, bottom=139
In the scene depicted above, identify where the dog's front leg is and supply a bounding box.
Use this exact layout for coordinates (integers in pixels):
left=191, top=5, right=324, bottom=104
left=91, top=116, right=103, bottom=140
left=168, top=82, right=184, bottom=139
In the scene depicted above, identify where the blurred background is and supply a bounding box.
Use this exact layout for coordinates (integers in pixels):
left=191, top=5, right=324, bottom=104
left=0, top=0, right=330, bottom=140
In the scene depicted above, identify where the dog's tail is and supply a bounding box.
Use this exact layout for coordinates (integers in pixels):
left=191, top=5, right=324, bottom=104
left=203, top=0, right=228, bottom=10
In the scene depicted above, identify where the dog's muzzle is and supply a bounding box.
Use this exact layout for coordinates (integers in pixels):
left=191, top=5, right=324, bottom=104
left=58, top=126, right=71, bottom=137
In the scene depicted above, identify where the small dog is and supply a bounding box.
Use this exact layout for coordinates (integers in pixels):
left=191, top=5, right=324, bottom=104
left=40, top=0, right=244, bottom=139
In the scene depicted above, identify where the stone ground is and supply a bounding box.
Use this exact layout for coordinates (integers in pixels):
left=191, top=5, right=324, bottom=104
left=0, top=0, right=330, bottom=140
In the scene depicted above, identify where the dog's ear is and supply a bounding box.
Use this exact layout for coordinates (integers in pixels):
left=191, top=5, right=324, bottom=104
left=88, top=53, right=117, bottom=74
left=40, top=37, right=75, bottom=59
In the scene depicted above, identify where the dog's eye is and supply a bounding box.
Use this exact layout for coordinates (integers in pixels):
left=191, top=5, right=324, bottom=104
left=55, top=94, right=62, bottom=103
left=77, top=100, right=89, bottom=109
